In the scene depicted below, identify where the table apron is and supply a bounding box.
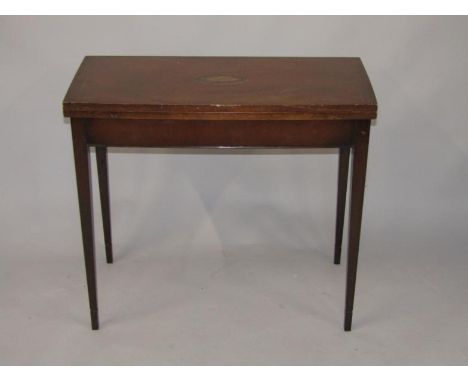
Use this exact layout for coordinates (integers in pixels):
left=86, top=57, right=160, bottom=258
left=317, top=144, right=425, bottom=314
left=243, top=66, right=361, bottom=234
left=81, top=118, right=357, bottom=148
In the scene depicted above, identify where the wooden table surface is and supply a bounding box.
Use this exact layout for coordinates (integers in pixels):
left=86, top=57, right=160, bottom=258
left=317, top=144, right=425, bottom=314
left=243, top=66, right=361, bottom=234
left=63, top=56, right=377, bottom=120
left=64, top=56, right=377, bottom=332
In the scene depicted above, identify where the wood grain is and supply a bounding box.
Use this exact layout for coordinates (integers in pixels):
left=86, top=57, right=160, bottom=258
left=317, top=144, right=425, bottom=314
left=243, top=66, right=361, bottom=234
left=65, top=56, right=377, bottom=331
left=63, top=56, right=377, bottom=120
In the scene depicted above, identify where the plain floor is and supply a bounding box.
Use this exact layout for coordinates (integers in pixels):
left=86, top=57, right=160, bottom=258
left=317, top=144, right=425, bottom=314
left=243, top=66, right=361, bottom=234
left=1, top=152, right=468, bottom=364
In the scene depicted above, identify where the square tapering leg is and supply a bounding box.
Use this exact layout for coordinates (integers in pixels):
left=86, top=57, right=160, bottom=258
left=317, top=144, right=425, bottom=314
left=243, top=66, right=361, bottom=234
left=334, top=146, right=350, bottom=265
left=71, top=119, right=99, bottom=330
left=96, top=146, right=113, bottom=264
left=344, top=122, right=370, bottom=331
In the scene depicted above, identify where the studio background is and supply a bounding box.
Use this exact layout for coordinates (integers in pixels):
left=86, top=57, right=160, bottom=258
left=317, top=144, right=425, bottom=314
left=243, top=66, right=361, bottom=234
left=1, top=16, right=467, bottom=365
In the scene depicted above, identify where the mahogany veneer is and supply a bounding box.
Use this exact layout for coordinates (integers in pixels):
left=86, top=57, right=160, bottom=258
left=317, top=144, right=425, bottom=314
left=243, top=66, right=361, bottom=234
left=63, top=56, right=377, bottom=331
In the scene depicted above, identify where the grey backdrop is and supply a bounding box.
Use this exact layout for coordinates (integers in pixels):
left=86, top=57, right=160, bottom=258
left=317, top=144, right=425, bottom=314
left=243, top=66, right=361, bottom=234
left=1, top=16, right=467, bottom=365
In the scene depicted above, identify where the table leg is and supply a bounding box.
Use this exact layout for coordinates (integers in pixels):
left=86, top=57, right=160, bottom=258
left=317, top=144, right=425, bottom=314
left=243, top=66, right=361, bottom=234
left=334, top=147, right=350, bottom=265
left=344, top=123, right=370, bottom=331
left=71, top=119, right=99, bottom=330
left=96, top=146, right=113, bottom=264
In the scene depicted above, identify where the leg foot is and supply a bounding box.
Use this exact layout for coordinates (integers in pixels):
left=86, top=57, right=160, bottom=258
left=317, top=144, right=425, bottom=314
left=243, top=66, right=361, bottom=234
left=105, top=244, right=113, bottom=264
left=72, top=119, right=100, bottom=330
left=344, top=310, right=353, bottom=331
left=91, top=309, right=99, bottom=330
left=334, top=147, right=350, bottom=265
left=96, top=146, right=114, bottom=264
left=343, top=123, right=369, bottom=332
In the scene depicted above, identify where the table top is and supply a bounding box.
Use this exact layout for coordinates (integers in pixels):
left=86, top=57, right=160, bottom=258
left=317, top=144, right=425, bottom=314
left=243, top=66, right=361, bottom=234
left=63, top=56, right=377, bottom=120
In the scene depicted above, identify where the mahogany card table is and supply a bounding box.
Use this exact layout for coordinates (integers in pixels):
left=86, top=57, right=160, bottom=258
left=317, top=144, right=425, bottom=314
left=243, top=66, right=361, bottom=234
left=63, top=56, right=377, bottom=331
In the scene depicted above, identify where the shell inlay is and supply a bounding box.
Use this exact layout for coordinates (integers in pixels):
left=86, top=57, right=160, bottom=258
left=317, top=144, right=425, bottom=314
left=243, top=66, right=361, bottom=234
left=199, top=75, right=245, bottom=84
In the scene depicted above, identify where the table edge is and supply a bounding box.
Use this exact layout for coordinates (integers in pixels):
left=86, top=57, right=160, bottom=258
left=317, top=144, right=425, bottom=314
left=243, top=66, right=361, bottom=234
left=63, top=105, right=377, bottom=120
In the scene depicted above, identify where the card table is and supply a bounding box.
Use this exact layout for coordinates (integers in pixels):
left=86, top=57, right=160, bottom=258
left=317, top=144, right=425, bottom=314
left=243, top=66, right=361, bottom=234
left=63, top=56, right=377, bottom=331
